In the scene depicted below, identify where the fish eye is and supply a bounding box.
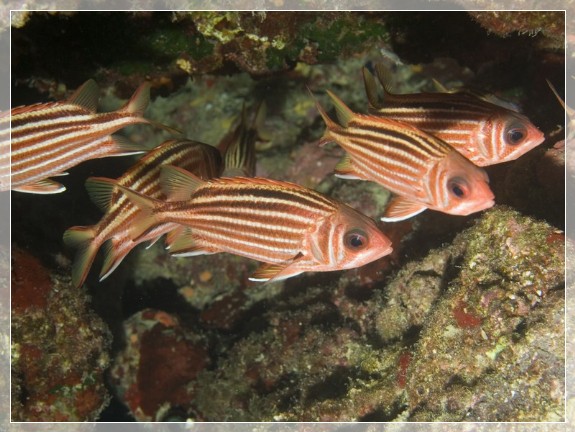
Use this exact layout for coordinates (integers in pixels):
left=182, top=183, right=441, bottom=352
left=506, top=124, right=527, bottom=145
left=344, top=229, right=368, bottom=250
left=448, top=177, right=469, bottom=199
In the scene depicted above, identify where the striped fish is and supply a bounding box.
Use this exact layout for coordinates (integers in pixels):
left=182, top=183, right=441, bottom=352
left=1, top=79, right=175, bottom=194
left=362, top=63, right=545, bottom=166
left=314, top=90, right=495, bottom=221
left=63, top=139, right=223, bottom=288
left=119, top=170, right=393, bottom=283
left=63, top=101, right=262, bottom=287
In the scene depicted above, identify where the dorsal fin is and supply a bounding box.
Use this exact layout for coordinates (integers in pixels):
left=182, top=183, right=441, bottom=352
left=160, top=165, right=205, bottom=201
left=68, top=79, right=100, bottom=112
left=432, top=78, right=449, bottom=93
left=122, top=82, right=151, bottom=116
left=325, top=90, right=354, bottom=128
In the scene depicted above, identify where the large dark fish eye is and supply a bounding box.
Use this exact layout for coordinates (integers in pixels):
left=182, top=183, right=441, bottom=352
left=506, top=124, right=527, bottom=145
left=344, top=228, right=368, bottom=250
left=448, top=177, right=469, bottom=199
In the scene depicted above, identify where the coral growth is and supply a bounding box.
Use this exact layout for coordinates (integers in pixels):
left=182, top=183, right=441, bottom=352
left=11, top=248, right=112, bottom=421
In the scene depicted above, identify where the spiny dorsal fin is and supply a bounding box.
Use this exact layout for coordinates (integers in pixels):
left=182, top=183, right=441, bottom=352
left=325, top=90, right=354, bottom=128
left=160, top=165, right=205, bottom=201
left=68, top=79, right=100, bottom=112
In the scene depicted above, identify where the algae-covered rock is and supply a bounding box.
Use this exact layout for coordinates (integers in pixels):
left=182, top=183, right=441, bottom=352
left=112, top=207, right=563, bottom=422
left=406, top=207, right=564, bottom=421
left=11, top=248, right=112, bottom=421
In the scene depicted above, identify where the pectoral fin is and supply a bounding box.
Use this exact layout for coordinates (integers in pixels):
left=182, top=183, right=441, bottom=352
left=381, top=196, right=427, bottom=222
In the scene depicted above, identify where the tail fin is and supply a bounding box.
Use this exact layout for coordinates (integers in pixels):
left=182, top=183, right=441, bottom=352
left=99, top=238, right=131, bottom=282
left=222, top=101, right=263, bottom=177
left=362, top=66, right=381, bottom=109
left=63, top=226, right=99, bottom=288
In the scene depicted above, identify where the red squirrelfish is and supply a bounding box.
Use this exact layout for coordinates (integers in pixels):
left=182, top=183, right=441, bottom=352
left=63, top=139, right=222, bottom=288
left=314, top=90, right=495, bottom=221
left=362, top=63, right=545, bottom=166
left=119, top=170, right=393, bottom=283
left=63, top=101, right=263, bottom=288
left=1, top=79, right=175, bottom=194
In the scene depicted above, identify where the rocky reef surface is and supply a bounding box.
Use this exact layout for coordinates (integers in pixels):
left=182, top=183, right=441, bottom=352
left=7, top=10, right=567, bottom=423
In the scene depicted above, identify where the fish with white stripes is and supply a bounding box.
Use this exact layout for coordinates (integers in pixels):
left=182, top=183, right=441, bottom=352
left=362, top=63, right=545, bottom=166
left=63, top=139, right=222, bottom=287
left=119, top=169, right=393, bottom=283
left=314, top=89, right=495, bottom=221
left=1, top=79, right=175, bottom=194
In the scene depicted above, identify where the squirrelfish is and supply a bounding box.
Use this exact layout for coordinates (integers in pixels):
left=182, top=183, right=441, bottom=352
left=314, top=90, right=495, bottom=221
left=1, top=79, right=175, bottom=194
left=120, top=170, right=393, bottom=283
left=63, top=139, right=222, bottom=287
left=362, top=63, right=545, bottom=166
left=63, top=102, right=263, bottom=288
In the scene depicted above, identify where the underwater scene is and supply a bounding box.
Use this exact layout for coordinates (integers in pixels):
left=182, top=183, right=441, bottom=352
left=8, top=10, right=566, bottom=422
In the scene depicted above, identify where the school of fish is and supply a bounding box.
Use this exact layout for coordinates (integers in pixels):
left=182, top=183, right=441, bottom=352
left=7, top=62, right=548, bottom=285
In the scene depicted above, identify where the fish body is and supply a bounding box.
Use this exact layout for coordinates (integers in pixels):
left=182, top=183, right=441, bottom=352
left=315, top=90, right=495, bottom=221
left=63, top=100, right=262, bottom=288
left=362, top=64, right=545, bottom=166
left=2, top=79, right=168, bottom=194
left=121, top=172, right=393, bottom=282
left=63, top=139, right=222, bottom=287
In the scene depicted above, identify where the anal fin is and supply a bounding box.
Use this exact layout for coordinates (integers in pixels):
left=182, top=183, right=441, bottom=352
left=14, top=178, right=66, bottom=194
